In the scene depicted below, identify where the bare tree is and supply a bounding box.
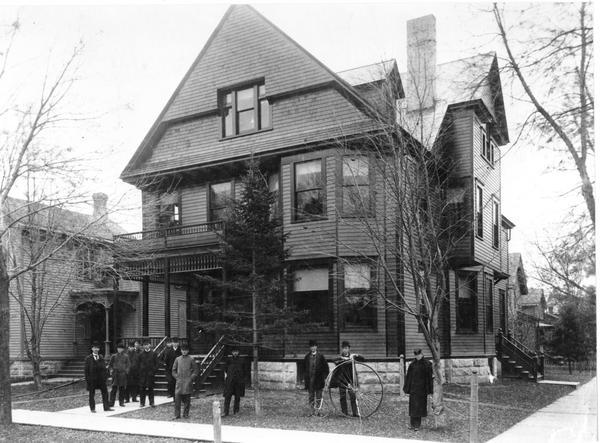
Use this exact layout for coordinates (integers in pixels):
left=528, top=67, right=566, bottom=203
left=492, top=3, right=594, bottom=226
left=0, top=19, right=86, bottom=424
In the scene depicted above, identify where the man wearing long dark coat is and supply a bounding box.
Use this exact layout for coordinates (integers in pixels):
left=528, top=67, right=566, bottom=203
left=172, top=343, right=198, bottom=419
left=164, top=337, right=182, bottom=398
left=108, top=342, right=130, bottom=407
left=303, top=340, right=329, bottom=416
left=84, top=341, right=112, bottom=412
left=138, top=340, right=159, bottom=407
left=125, top=342, right=139, bottom=402
left=403, top=348, right=433, bottom=431
left=222, top=347, right=246, bottom=416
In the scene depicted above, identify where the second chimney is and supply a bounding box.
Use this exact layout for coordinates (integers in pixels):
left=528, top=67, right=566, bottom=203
left=92, top=192, right=108, bottom=220
left=407, top=15, right=436, bottom=111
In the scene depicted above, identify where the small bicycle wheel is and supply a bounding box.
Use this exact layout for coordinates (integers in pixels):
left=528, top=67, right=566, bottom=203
left=327, top=360, right=383, bottom=418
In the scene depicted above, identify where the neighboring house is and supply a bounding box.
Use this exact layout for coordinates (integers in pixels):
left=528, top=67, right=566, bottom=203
left=508, top=253, right=556, bottom=351
left=115, top=6, right=514, bottom=384
left=7, top=193, right=136, bottom=378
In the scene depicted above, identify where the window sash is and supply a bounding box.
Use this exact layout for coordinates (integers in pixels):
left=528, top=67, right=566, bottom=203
left=294, top=159, right=325, bottom=220
left=492, top=200, right=499, bottom=248
left=221, top=84, right=270, bottom=137
left=342, top=263, right=376, bottom=329
left=456, top=272, right=478, bottom=332
left=209, top=182, right=231, bottom=221
left=476, top=184, right=483, bottom=238
left=486, top=278, right=494, bottom=332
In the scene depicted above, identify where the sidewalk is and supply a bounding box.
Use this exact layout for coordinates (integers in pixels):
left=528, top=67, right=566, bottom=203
left=488, top=377, right=598, bottom=443
left=12, top=408, right=433, bottom=443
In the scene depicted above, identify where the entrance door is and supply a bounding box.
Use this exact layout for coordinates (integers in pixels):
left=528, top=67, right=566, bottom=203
left=499, top=289, right=507, bottom=333
left=178, top=300, right=187, bottom=338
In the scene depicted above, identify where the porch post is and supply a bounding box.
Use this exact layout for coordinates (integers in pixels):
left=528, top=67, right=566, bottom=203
left=164, top=258, right=171, bottom=336
left=113, top=277, right=119, bottom=349
left=104, top=304, right=110, bottom=358
left=142, top=276, right=149, bottom=336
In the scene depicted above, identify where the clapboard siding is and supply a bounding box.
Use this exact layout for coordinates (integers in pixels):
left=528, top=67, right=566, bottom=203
left=146, top=282, right=186, bottom=337
left=164, top=6, right=338, bottom=121
left=473, top=114, right=502, bottom=271
left=144, top=88, right=370, bottom=176
left=181, top=184, right=208, bottom=225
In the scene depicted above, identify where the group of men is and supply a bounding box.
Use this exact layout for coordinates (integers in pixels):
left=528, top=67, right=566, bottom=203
left=86, top=337, right=433, bottom=429
left=85, top=337, right=199, bottom=418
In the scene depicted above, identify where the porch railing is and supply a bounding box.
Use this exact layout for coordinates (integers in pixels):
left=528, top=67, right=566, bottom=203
left=496, top=329, right=544, bottom=380
left=114, top=221, right=223, bottom=242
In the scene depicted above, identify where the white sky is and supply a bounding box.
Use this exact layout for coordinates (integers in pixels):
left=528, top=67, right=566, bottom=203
left=0, top=1, right=592, bottom=277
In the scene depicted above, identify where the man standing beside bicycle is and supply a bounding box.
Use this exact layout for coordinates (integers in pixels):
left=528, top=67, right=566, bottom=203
left=304, top=340, right=329, bottom=416
left=333, top=341, right=365, bottom=417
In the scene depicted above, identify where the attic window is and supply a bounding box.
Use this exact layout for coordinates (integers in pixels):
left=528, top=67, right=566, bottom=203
left=221, top=83, right=271, bottom=137
left=480, top=125, right=495, bottom=165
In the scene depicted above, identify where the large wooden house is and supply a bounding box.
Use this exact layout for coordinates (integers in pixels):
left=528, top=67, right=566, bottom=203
left=116, top=6, right=514, bottom=384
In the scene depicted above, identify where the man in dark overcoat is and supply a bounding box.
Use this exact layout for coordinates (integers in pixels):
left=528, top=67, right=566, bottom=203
left=172, top=343, right=198, bottom=419
left=333, top=341, right=365, bottom=417
left=125, top=341, right=139, bottom=402
left=403, top=348, right=433, bottom=431
left=164, top=337, right=182, bottom=398
left=108, top=342, right=130, bottom=407
left=84, top=341, right=112, bottom=412
left=222, top=346, right=246, bottom=416
left=303, top=340, right=329, bottom=416
left=138, top=340, right=160, bottom=407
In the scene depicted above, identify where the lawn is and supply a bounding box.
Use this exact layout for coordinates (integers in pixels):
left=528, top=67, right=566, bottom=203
left=8, top=373, right=594, bottom=442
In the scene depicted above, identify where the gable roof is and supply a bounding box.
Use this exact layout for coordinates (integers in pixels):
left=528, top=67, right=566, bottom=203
left=509, top=252, right=528, bottom=295
left=4, top=196, right=125, bottom=242
left=400, top=52, right=509, bottom=148
left=337, top=60, right=397, bottom=87
left=120, top=5, right=382, bottom=181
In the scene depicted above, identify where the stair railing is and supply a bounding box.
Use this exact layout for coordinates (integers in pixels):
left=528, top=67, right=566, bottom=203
left=153, top=336, right=169, bottom=360
left=194, top=335, right=228, bottom=391
left=496, top=329, right=543, bottom=380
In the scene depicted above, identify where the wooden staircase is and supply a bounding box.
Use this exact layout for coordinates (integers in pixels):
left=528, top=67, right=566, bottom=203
left=496, top=330, right=544, bottom=381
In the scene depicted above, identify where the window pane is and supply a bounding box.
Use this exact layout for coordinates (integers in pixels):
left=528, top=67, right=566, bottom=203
left=457, top=274, right=475, bottom=299
left=238, top=109, right=255, bottom=132
left=223, top=107, right=233, bottom=136
left=294, top=268, right=329, bottom=291
left=344, top=264, right=371, bottom=289
left=343, top=185, right=370, bottom=214
left=210, top=207, right=227, bottom=222
left=296, top=189, right=324, bottom=218
left=292, top=291, right=329, bottom=324
left=258, top=84, right=266, bottom=96
left=236, top=87, right=254, bottom=111
left=260, top=99, right=270, bottom=128
left=210, top=182, right=231, bottom=208
left=343, top=157, right=369, bottom=185
left=268, top=173, right=279, bottom=193
left=295, top=160, right=322, bottom=191
left=225, top=93, right=232, bottom=105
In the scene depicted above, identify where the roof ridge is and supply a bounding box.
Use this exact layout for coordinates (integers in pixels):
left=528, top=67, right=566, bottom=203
left=336, top=59, right=396, bottom=74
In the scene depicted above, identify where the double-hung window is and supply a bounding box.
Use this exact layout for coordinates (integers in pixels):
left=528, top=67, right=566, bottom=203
left=343, top=262, right=376, bottom=329
left=492, top=198, right=499, bottom=249
left=486, top=277, right=494, bottom=332
left=292, top=266, right=331, bottom=326
left=342, top=155, right=371, bottom=216
left=209, top=182, right=232, bottom=222
left=480, top=125, right=495, bottom=165
left=475, top=183, right=484, bottom=238
left=157, top=192, right=181, bottom=228
left=222, top=83, right=270, bottom=137
left=294, top=159, right=325, bottom=221
left=456, top=272, right=478, bottom=333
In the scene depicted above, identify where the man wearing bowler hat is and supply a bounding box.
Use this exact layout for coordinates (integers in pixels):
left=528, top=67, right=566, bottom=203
left=84, top=341, right=112, bottom=412
left=403, top=348, right=433, bottom=431
left=303, top=340, right=329, bottom=416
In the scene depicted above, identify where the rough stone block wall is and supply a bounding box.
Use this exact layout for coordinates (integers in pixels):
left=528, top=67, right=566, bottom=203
left=10, top=360, right=65, bottom=380
left=254, top=361, right=297, bottom=390
left=442, top=358, right=493, bottom=384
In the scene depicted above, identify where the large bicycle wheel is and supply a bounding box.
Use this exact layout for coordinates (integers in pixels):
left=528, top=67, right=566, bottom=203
left=326, top=360, right=383, bottom=418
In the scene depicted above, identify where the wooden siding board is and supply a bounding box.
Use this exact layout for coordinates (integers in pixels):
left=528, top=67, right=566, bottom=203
left=163, top=6, right=337, bottom=121
left=139, top=89, right=372, bottom=177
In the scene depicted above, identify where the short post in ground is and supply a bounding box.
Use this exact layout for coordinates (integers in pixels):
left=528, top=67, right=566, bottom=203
left=469, top=370, right=479, bottom=443
left=399, top=354, right=405, bottom=397
left=212, top=400, right=222, bottom=443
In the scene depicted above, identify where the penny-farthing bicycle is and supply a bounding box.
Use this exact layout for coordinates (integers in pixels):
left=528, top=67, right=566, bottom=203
left=322, top=358, right=384, bottom=418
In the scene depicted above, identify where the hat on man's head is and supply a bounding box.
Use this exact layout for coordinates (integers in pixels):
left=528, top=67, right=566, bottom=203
left=117, top=342, right=125, bottom=349
left=413, top=348, right=423, bottom=356
left=309, top=340, right=318, bottom=347
left=91, top=341, right=101, bottom=348
left=143, top=339, right=151, bottom=345
left=341, top=341, right=351, bottom=348
left=181, top=343, right=189, bottom=351
left=171, top=337, right=180, bottom=342
left=128, top=342, right=135, bottom=347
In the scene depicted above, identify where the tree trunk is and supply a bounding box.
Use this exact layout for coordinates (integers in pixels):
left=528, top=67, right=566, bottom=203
left=31, top=347, right=42, bottom=390
left=251, top=249, right=261, bottom=415
left=431, top=357, right=446, bottom=428
left=0, top=249, right=12, bottom=425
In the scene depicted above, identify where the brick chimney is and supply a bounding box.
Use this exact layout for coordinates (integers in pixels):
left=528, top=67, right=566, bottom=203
left=406, top=15, right=436, bottom=110
left=92, top=192, right=108, bottom=220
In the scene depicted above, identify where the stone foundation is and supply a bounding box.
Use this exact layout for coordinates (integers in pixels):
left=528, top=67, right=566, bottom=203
left=253, top=357, right=500, bottom=390
left=10, top=360, right=65, bottom=380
